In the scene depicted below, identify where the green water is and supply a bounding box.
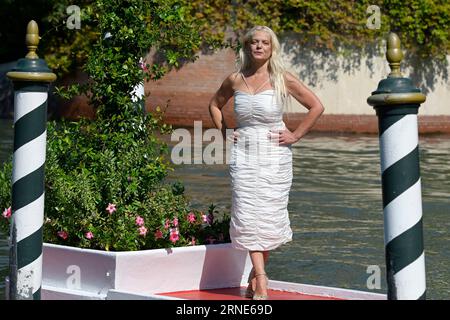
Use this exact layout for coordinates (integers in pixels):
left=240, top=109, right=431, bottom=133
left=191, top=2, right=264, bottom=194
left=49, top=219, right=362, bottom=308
left=0, top=119, right=449, bottom=299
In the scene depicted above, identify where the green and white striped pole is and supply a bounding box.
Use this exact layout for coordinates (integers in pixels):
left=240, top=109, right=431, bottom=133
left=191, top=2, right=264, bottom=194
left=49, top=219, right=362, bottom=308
left=367, top=33, right=426, bottom=300
left=6, top=20, right=56, bottom=300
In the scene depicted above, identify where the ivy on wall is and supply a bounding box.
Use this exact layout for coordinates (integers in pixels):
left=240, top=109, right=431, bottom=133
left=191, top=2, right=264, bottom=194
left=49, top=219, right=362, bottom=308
left=183, top=0, right=449, bottom=90
left=1, top=0, right=449, bottom=77
left=185, top=0, right=450, bottom=58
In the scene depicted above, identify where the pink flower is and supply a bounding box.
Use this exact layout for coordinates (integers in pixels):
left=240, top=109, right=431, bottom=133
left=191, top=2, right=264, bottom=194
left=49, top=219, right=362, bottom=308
left=169, top=228, right=179, bottom=243
left=172, top=217, right=178, bottom=227
left=201, top=213, right=208, bottom=223
left=106, top=203, right=116, bottom=214
left=187, top=212, right=196, bottom=223
left=2, top=207, right=11, bottom=219
left=170, top=232, right=179, bottom=244
left=154, top=229, right=163, bottom=240
left=164, top=218, right=170, bottom=229
left=57, top=231, right=68, bottom=240
left=189, top=237, right=196, bottom=246
left=138, top=226, right=148, bottom=236
left=85, top=231, right=94, bottom=240
left=135, top=216, right=144, bottom=226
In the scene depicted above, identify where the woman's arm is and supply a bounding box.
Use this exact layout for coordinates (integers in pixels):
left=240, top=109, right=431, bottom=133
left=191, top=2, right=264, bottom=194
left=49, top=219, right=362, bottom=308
left=277, top=71, right=324, bottom=145
left=209, top=73, right=235, bottom=139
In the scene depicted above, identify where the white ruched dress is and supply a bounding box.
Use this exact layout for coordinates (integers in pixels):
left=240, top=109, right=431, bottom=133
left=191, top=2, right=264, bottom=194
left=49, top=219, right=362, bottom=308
left=229, top=75, right=293, bottom=251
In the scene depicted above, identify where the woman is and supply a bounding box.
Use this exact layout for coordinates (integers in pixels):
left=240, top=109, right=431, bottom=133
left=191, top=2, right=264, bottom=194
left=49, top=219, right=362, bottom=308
left=209, top=26, right=324, bottom=300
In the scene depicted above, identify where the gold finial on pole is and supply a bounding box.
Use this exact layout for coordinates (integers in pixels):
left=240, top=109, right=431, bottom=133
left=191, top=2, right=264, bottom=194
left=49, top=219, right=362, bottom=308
left=7, top=20, right=56, bottom=83
left=386, top=32, right=403, bottom=78
left=25, top=20, right=40, bottom=59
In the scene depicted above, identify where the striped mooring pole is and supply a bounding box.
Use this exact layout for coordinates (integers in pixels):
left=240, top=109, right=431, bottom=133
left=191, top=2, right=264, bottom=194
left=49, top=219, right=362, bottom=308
left=367, top=33, right=426, bottom=300
left=6, top=20, right=56, bottom=300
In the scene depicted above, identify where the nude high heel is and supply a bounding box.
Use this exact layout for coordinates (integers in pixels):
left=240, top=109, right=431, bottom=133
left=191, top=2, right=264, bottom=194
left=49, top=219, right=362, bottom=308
left=252, top=273, right=269, bottom=300
left=245, top=268, right=256, bottom=298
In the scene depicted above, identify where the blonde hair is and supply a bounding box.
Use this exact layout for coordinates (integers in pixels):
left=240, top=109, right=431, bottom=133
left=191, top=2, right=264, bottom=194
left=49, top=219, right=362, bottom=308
left=236, top=26, right=289, bottom=109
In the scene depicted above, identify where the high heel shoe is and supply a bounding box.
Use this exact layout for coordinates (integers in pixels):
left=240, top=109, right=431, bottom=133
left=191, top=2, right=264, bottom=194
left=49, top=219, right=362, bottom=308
left=245, top=268, right=256, bottom=298
left=252, top=273, right=269, bottom=300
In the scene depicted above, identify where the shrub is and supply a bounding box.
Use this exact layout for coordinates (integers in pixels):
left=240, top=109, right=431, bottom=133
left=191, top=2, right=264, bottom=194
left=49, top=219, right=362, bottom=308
left=0, top=115, right=231, bottom=250
left=0, top=0, right=231, bottom=250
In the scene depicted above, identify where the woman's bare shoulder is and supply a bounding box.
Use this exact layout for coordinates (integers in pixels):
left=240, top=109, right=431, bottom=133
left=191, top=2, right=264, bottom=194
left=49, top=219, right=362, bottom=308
left=284, top=71, right=306, bottom=92
left=227, top=71, right=241, bottom=83
left=221, top=71, right=241, bottom=90
left=283, top=71, right=300, bottom=84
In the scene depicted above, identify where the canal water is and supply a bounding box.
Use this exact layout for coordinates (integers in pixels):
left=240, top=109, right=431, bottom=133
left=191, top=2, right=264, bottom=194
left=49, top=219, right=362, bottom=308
left=0, top=119, right=448, bottom=299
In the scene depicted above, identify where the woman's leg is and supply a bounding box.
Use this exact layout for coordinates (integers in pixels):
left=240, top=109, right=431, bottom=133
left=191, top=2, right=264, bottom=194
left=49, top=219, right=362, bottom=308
left=249, top=251, right=269, bottom=298
left=247, top=251, right=270, bottom=288
left=263, top=251, right=270, bottom=264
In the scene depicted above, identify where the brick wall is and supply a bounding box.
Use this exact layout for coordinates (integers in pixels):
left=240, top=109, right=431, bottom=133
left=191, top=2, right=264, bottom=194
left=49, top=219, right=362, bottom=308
left=145, top=49, right=238, bottom=129
left=54, top=49, right=450, bottom=134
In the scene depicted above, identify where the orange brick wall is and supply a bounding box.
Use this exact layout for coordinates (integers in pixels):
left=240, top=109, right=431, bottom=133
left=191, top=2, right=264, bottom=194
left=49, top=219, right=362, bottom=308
left=145, top=49, right=238, bottom=129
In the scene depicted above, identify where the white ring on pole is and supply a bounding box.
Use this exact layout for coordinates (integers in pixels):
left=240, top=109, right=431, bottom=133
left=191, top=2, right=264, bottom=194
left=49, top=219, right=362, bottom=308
left=383, top=179, right=423, bottom=244
left=16, top=253, right=43, bottom=297
left=12, top=131, right=47, bottom=183
left=14, top=193, right=45, bottom=243
left=380, top=114, right=418, bottom=171
left=13, top=92, right=47, bottom=122
left=393, top=252, right=426, bottom=299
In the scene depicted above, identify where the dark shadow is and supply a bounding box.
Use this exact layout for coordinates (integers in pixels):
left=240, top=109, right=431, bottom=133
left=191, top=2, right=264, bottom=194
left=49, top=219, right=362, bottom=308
left=279, top=31, right=448, bottom=94
left=0, top=61, right=16, bottom=119
left=405, top=52, right=449, bottom=95
left=281, top=32, right=383, bottom=87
